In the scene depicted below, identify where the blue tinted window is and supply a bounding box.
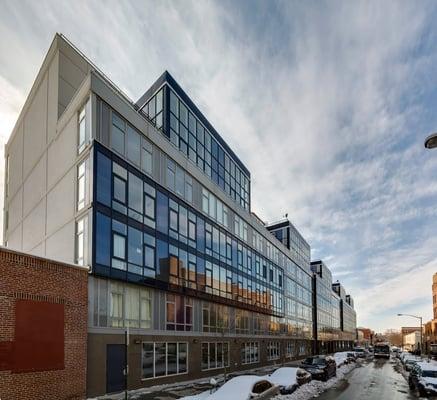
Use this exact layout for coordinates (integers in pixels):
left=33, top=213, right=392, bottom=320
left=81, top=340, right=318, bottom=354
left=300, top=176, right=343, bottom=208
left=197, top=217, right=205, bottom=253
left=156, top=239, right=169, bottom=278
left=128, top=226, right=143, bottom=266
left=156, top=191, right=168, bottom=234
left=96, top=152, right=111, bottom=206
left=128, top=172, right=143, bottom=213
left=211, top=140, right=218, bottom=159
left=96, top=212, right=111, bottom=266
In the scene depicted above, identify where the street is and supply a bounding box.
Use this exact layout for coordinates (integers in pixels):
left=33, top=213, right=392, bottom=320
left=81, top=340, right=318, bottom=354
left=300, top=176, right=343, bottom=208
left=317, top=357, right=416, bottom=400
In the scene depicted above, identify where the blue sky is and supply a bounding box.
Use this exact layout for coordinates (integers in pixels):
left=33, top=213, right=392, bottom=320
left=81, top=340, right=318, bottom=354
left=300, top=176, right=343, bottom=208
left=1, top=0, right=437, bottom=332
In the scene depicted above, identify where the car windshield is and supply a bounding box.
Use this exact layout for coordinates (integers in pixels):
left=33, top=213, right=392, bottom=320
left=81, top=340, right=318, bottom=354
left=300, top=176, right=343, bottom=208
left=354, top=349, right=364, bottom=353
left=375, top=346, right=389, bottom=353
left=422, top=370, right=437, bottom=378
left=305, top=357, right=325, bottom=366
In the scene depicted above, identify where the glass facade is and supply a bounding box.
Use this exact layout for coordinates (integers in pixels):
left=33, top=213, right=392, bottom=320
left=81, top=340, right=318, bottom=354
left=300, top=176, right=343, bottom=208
left=140, top=85, right=250, bottom=212
left=94, top=144, right=283, bottom=315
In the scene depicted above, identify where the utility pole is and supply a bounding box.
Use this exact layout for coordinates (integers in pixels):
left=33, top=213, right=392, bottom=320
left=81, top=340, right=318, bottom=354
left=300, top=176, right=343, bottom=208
left=125, top=327, right=129, bottom=400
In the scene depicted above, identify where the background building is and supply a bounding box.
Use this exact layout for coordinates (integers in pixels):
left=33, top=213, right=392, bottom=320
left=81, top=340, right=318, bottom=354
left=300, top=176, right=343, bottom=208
left=310, top=261, right=356, bottom=354
left=403, top=331, right=422, bottom=352
left=0, top=247, right=88, bottom=400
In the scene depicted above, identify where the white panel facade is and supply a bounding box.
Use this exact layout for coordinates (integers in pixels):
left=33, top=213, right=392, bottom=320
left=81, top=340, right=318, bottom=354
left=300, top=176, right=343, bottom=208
left=45, top=220, right=75, bottom=264
left=46, top=168, right=75, bottom=235
left=23, top=73, right=48, bottom=178
left=22, top=198, right=46, bottom=252
left=22, top=154, right=46, bottom=217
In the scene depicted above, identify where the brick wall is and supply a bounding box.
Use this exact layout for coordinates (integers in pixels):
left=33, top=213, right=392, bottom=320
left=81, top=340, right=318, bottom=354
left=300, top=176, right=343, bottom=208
left=0, top=247, right=88, bottom=400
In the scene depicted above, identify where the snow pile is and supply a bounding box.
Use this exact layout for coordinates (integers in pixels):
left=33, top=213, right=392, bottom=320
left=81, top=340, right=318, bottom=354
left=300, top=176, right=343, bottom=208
left=179, top=391, right=211, bottom=400
left=274, top=361, right=358, bottom=400
left=269, top=367, right=298, bottom=388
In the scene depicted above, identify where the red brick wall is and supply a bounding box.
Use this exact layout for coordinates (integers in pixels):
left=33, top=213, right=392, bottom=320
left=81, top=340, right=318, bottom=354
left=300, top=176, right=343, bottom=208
left=0, top=248, right=88, bottom=400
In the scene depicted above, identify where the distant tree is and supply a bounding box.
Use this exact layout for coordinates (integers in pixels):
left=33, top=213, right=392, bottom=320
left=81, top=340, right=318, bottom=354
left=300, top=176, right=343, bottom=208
left=384, top=329, right=402, bottom=347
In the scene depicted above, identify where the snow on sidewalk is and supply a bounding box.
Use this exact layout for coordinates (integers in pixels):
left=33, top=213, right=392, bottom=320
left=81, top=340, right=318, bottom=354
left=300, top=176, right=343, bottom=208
left=274, top=361, right=359, bottom=400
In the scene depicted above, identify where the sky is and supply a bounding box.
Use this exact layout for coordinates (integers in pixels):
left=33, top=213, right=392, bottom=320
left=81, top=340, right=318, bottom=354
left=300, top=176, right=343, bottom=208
left=1, top=0, right=437, bottom=332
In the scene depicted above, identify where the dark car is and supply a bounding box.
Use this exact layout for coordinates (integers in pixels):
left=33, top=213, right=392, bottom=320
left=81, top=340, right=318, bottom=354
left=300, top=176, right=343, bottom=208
left=409, top=362, right=437, bottom=397
left=301, top=355, right=337, bottom=381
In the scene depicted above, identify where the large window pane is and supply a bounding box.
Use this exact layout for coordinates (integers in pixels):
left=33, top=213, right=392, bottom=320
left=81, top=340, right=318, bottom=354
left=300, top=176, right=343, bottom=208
left=114, top=234, right=126, bottom=259
left=96, top=212, right=111, bottom=266
left=179, top=343, right=187, bottom=373
left=142, top=140, right=153, bottom=175
left=125, top=286, right=140, bottom=327
left=142, top=343, right=154, bottom=378
left=114, top=176, right=126, bottom=204
left=127, top=125, right=141, bottom=166
left=128, top=173, right=143, bottom=213
left=112, top=113, right=125, bottom=155
left=128, top=226, right=142, bottom=266
left=96, top=152, right=111, bottom=206
left=156, top=191, right=168, bottom=234
left=167, top=343, right=177, bottom=375
left=155, top=343, right=166, bottom=377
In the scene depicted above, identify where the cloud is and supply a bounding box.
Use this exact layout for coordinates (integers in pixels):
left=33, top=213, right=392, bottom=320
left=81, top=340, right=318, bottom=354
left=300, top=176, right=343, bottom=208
left=1, top=0, right=437, bottom=331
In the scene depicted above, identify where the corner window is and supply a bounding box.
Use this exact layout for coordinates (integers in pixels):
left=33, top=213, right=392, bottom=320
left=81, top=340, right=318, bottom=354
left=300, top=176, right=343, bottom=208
left=78, top=99, right=90, bottom=154
left=75, top=217, right=87, bottom=265
left=5, top=154, right=9, bottom=199
left=77, top=160, right=86, bottom=211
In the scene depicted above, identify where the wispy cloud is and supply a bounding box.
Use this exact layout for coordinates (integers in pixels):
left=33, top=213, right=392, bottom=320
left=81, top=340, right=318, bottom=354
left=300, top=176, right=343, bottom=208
left=1, top=0, right=437, bottom=331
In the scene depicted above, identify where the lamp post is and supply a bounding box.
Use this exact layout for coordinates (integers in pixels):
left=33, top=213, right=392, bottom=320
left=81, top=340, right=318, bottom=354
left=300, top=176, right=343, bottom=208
left=397, top=313, right=423, bottom=355
left=424, top=133, right=437, bottom=149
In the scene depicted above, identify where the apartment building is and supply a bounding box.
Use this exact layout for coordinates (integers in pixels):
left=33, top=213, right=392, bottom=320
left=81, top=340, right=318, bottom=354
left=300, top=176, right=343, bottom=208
left=311, top=261, right=357, bottom=353
left=4, top=34, right=322, bottom=396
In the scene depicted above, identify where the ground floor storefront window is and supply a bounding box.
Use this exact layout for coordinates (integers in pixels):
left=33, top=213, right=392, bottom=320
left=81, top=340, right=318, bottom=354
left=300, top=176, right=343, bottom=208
left=141, top=342, right=188, bottom=379
left=201, top=342, right=229, bottom=370
left=241, top=341, right=259, bottom=364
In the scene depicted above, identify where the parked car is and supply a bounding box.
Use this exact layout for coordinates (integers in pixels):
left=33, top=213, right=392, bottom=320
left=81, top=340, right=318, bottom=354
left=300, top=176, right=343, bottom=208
left=208, top=375, right=279, bottom=400
left=353, top=347, right=368, bottom=358
left=409, top=362, right=437, bottom=397
left=268, top=367, right=311, bottom=394
left=404, top=357, right=421, bottom=371
left=301, top=355, right=337, bottom=381
left=347, top=352, right=357, bottom=362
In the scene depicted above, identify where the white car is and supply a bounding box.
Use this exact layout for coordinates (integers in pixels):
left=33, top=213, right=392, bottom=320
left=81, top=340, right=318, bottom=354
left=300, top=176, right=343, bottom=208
left=208, top=375, right=279, bottom=400
left=409, top=361, right=437, bottom=396
left=268, top=367, right=311, bottom=394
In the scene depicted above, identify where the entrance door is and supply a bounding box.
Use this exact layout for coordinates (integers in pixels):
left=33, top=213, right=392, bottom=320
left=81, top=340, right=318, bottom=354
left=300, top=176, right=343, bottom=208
left=106, top=344, right=126, bottom=393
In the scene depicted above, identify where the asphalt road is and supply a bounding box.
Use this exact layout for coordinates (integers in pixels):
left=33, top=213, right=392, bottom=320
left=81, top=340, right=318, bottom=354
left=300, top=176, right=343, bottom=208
left=317, top=357, right=417, bottom=400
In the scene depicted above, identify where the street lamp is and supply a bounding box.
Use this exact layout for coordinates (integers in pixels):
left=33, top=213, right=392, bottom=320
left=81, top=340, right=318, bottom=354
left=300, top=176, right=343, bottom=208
left=424, top=133, right=437, bottom=149
left=397, top=313, right=423, bottom=355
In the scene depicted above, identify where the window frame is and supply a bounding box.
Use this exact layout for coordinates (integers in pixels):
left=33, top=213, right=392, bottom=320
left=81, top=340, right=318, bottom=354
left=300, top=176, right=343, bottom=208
left=141, top=341, right=189, bottom=379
